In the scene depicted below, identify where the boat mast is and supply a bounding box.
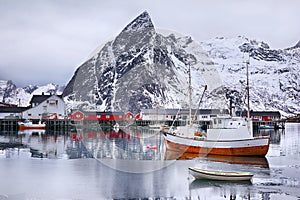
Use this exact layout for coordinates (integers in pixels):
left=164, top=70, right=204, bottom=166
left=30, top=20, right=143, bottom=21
left=188, top=64, right=192, bottom=125
left=246, top=59, right=250, bottom=119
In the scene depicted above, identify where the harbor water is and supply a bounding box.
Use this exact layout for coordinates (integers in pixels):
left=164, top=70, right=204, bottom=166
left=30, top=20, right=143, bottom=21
left=0, top=123, right=299, bottom=199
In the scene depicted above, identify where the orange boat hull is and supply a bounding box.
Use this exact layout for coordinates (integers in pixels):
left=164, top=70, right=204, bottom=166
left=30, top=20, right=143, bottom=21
left=164, top=135, right=270, bottom=157
left=18, top=125, right=46, bottom=131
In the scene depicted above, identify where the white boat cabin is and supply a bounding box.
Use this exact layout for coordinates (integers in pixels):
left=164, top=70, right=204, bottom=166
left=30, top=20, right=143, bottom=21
left=207, top=116, right=253, bottom=140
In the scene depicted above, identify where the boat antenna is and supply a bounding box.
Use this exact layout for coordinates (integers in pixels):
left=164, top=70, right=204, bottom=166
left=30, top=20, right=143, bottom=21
left=188, top=64, right=192, bottom=125
left=193, top=85, right=207, bottom=121
left=246, top=56, right=250, bottom=119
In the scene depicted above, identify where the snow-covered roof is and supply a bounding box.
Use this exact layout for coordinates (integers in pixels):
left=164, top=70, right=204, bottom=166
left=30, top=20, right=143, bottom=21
left=0, top=106, right=28, bottom=113
left=29, top=94, right=63, bottom=105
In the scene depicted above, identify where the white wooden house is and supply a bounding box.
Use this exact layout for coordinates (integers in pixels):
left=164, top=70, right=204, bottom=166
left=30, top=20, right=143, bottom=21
left=22, top=94, right=66, bottom=120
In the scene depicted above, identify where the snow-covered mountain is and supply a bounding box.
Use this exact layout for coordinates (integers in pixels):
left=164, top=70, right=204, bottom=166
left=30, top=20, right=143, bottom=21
left=63, top=11, right=299, bottom=115
left=200, top=36, right=299, bottom=115
left=63, top=11, right=222, bottom=113
left=0, top=80, right=64, bottom=107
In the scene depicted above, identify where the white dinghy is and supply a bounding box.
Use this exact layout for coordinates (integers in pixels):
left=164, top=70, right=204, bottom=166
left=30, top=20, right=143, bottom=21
left=188, top=167, right=253, bottom=181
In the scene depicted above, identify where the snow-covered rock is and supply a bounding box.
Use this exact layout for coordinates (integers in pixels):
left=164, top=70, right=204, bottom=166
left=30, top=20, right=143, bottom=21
left=63, top=12, right=299, bottom=115
left=0, top=80, right=63, bottom=107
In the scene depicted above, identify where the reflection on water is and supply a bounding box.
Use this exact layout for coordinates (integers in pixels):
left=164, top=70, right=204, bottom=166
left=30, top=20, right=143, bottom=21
left=0, top=124, right=300, bottom=199
left=0, top=126, right=165, bottom=160
left=189, top=179, right=253, bottom=200
left=82, top=126, right=165, bottom=161
left=0, top=126, right=290, bottom=161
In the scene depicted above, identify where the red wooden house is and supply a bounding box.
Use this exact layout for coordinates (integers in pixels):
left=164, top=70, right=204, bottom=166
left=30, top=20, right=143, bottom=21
left=69, top=110, right=135, bottom=121
left=236, top=111, right=281, bottom=121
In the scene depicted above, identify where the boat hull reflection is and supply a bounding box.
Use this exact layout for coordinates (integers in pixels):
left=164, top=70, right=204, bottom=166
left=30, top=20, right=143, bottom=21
left=165, top=150, right=269, bottom=168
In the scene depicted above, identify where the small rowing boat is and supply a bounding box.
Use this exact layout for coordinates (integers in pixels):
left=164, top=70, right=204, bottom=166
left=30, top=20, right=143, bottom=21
left=188, top=167, right=253, bottom=181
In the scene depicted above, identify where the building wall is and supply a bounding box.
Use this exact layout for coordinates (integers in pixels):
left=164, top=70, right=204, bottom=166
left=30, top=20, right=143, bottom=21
left=142, top=112, right=213, bottom=122
left=0, top=112, right=21, bottom=119
left=22, top=95, right=66, bottom=120
left=69, top=111, right=135, bottom=121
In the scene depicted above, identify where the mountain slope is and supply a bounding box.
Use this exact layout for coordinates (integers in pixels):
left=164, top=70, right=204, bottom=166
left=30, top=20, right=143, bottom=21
left=63, top=11, right=221, bottom=113
left=63, top=11, right=299, bottom=115
left=200, top=36, right=299, bottom=115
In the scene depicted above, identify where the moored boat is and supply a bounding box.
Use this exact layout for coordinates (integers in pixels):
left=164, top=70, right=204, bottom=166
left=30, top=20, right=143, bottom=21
left=163, top=116, right=270, bottom=157
left=163, top=57, right=270, bottom=157
left=18, top=120, right=46, bottom=130
left=188, top=167, right=253, bottom=181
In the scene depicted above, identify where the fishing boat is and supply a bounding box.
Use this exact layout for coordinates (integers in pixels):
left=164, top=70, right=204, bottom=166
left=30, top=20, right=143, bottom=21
left=188, top=167, right=253, bottom=181
left=163, top=117, right=270, bottom=156
left=162, top=60, right=270, bottom=157
left=18, top=120, right=46, bottom=130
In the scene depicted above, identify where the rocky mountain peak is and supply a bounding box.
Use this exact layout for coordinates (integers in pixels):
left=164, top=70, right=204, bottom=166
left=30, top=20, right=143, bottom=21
left=239, top=40, right=284, bottom=62
left=62, top=13, right=299, bottom=115
left=112, top=11, right=155, bottom=56
left=122, top=11, right=154, bottom=33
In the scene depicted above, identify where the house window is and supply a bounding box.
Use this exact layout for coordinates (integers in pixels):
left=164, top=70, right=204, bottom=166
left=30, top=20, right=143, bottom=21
left=106, top=115, right=110, bottom=119
left=49, top=100, right=56, bottom=105
left=28, top=114, right=32, bottom=116
left=97, top=115, right=101, bottom=118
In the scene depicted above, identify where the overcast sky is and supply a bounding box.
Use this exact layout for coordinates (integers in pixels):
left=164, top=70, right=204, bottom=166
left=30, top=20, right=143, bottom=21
left=1, top=0, right=299, bottom=87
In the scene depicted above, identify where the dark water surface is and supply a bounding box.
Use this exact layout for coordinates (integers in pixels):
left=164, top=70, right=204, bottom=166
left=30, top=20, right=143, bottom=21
left=0, top=123, right=299, bottom=199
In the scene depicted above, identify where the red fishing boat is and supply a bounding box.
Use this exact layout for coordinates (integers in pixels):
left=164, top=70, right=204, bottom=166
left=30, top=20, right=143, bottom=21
left=18, top=120, right=46, bottom=131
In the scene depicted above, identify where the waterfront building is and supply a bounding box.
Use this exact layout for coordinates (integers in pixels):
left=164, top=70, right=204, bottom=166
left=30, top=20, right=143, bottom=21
left=22, top=93, right=66, bottom=120
left=140, top=108, right=229, bottom=122
left=69, top=110, right=135, bottom=121
left=236, top=110, right=281, bottom=121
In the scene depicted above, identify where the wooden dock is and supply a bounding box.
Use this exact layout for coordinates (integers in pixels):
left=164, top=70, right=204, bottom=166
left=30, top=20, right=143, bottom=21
left=0, top=119, right=19, bottom=131
left=0, top=118, right=287, bottom=132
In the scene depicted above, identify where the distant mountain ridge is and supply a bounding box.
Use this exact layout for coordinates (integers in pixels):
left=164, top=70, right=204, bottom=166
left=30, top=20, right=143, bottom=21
left=0, top=80, right=63, bottom=107
left=1, top=12, right=299, bottom=116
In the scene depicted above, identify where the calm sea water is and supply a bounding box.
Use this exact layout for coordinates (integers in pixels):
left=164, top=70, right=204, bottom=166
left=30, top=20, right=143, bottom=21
left=0, top=123, right=299, bottom=200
